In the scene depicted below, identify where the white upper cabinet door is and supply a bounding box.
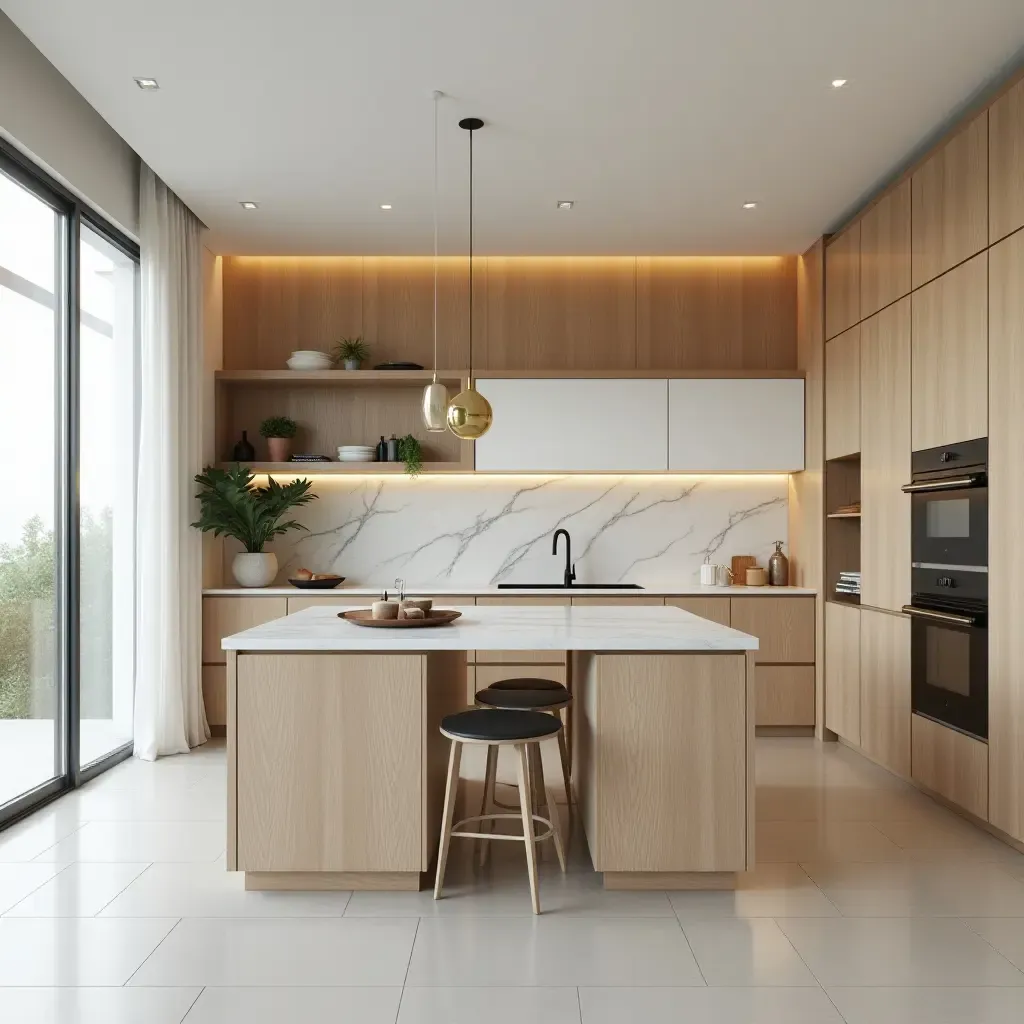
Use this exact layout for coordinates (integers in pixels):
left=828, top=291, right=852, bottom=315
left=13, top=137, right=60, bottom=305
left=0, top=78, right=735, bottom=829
left=474, top=378, right=669, bottom=471
left=668, top=378, right=805, bottom=471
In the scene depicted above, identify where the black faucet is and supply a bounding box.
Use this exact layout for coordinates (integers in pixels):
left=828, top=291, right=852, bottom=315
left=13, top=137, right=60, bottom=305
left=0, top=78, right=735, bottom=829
left=552, top=529, right=576, bottom=588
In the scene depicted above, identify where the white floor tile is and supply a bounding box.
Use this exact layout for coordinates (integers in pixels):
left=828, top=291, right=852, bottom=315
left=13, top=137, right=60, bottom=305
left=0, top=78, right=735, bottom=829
left=681, top=919, right=819, bottom=986
left=99, top=862, right=352, bottom=917
left=129, top=916, right=418, bottom=986
left=0, top=813, right=85, bottom=862
left=0, top=917, right=178, bottom=985
left=0, top=987, right=200, bottom=1024
left=404, top=916, right=703, bottom=987
left=0, top=862, right=64, bottom=914
left=578, top=986, right=844, bottom=1023
left=964, top=918, right=1024, bottom=971
left=4, top=863, right=149, bottom=917
left=756, top=821, right=905, bottom=863
left=776, top=917, right=1024, bottom=986
left=398, top=986, right=582, bottom=1024
left=33, top=820, right=225, bottom=863
left=827, top=986, right=1024, bottom=1024
left=670, top=864, right=839, bottom=921
left=183, top=986, right=402, bottom=1023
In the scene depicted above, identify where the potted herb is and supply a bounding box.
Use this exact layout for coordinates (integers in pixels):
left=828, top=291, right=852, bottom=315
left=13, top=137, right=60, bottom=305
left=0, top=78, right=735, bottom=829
left=397, top=434, right=423, bottom=476
left=192, top=465, right=317, bottom=587
left=259, top=415, right=297, bottom=463
left=333, top=336, right=369, bottom=371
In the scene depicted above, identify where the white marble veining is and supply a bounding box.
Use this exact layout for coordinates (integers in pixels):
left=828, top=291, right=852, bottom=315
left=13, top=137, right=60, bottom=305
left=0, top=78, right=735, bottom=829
left=203, top=584, right=816, bottom=597
left=221, top=604, right=759, bottom=653
left=224, top=474, right=790, bottom=589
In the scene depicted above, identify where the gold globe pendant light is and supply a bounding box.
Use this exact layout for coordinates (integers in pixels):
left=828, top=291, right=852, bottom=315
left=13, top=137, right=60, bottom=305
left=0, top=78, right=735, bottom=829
left=447, top=116, right=493, bottom=440
left=422, top=91, right=449, bottom=432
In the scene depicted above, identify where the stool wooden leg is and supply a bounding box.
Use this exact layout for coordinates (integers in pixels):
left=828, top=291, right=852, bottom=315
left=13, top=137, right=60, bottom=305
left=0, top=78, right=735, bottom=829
left=515, top=743, right=540, bottom=915
left=433, top=740, right=463, bottom=901
left=533, top=741, right=566, bottom=873
left=477, top=744, right=498, bottom=868
left=527, top=744, right=548, bottom=862
left=556, top=728, right=572, bottom=812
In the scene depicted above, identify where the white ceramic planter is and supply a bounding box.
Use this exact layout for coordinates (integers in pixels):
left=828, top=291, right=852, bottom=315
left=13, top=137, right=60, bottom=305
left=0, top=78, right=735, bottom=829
left=232, top=552, right=278, bottom=588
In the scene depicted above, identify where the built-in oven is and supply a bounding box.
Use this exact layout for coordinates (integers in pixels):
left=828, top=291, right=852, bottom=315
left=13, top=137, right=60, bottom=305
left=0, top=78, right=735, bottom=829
left=902, top=437, right=988, bottom=741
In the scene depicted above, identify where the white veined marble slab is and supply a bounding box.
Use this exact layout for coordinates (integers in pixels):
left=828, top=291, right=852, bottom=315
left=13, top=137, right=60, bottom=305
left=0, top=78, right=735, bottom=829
left=202, top=584, right=816, bottom=597
left=221, top=604, right=759, bottom=653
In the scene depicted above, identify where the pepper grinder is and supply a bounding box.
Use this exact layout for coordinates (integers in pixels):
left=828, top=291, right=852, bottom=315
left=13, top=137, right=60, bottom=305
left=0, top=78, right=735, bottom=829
left=768, top=540, right=789, bottom=587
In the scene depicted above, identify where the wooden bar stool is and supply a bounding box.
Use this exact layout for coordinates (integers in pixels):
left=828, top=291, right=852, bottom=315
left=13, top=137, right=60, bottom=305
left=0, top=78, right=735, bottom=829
left=434, top=708, right=566, bottom=914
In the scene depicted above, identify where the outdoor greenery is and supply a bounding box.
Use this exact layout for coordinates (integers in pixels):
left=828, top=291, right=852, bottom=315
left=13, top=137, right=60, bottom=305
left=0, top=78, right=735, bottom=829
left=259, top=415, right=298, bottom=439
left=192, top=464, right=317, bottom=552
left=332, top=336, right=369, bottom=365
left=398, top=434, right=424, bottom=476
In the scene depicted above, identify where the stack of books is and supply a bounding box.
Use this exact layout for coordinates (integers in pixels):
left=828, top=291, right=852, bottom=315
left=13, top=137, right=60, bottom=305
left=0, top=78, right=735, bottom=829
left=289, top=454, right=332, bottom=463
left=832, top=502, right=861, bottom=516
left=836, top=571, right=861, bottom=597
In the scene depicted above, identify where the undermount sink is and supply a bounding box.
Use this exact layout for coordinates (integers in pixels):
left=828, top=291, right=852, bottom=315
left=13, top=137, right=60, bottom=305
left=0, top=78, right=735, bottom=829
left=497, top=583, right=645, bottom=590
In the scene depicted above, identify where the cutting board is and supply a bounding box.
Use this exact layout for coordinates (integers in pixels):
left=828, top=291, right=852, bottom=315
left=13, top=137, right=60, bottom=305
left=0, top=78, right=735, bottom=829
left=730, top=555, right=758, bottom=587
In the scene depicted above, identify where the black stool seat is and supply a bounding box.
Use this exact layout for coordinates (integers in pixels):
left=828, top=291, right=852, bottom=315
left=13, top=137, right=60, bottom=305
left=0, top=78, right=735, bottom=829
left=485, top=677, right=567, bottom=692
left=476, top=687, right=572, bottom=711
left=441, top=708, right=561, bottom=742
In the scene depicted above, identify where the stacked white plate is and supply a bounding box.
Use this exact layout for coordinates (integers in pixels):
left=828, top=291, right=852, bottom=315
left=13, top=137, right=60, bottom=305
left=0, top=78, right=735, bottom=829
left=287, top=350, right=332, bottom=371
left=337, top=445, right=376, bottom=463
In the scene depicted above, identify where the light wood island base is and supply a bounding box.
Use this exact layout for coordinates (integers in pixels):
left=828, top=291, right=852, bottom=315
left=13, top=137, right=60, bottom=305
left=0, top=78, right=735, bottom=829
left=244, top=871, right=423, bottom=891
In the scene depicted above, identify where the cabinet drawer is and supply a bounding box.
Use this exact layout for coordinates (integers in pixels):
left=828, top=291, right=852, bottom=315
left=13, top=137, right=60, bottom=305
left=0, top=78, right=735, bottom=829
left=202, top=597, right=288, bottom=664
left=665, top=597, right=731, bottom=626
left=911, top=713, right=988, bottom=820
left=730, top=597, right=814, bottom=664
left=756, top=666, right=815, bottom=726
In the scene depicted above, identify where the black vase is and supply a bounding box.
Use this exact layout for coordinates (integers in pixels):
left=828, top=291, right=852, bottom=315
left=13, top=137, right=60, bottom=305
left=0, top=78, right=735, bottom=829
left=232, top=430, right=256, bottom=462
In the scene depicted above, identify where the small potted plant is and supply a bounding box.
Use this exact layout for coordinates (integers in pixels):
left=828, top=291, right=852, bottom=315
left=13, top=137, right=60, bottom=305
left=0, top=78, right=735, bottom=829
left=192, top=465, right=317, bottom=587
left=397, top=434, right=423, bottom=476
left=260, top=415, right=297, bottom=462
left=333, top=336, right=369, bottom=371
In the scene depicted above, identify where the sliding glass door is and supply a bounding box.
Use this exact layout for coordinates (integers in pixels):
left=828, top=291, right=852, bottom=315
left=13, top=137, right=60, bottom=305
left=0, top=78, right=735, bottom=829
left=0, top=143, right=139, bottom=824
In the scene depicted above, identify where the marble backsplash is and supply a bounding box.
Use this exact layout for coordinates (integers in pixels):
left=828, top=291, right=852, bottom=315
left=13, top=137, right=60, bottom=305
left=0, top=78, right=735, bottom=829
left=226, top=474, right=790, bottom=589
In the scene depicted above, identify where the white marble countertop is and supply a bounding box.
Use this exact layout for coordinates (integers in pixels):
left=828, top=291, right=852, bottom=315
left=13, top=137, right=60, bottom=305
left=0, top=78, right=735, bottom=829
left=204, top=584, right=816, bottom=598
left=221, top=604, right=760, bottom=653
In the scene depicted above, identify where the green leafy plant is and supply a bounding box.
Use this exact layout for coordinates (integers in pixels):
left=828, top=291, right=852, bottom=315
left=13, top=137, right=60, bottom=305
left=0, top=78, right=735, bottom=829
left=397, top=434, right=423, bottom=476
left=259, top=416, right=297, bottom=439
left=191, top=464, right=317, bottom=552
left=332, top=336, right=369, bottom=365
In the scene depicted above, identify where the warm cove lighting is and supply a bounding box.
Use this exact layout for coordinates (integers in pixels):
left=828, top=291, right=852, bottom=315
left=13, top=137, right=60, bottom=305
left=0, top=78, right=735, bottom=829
left=247, top=472, right=792, bottom=484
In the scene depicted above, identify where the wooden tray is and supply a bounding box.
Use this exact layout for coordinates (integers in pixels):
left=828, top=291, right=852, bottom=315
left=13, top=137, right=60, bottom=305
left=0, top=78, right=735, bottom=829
left=730, top=555, right=758, bottom=586
left=289, top=576, right=346, bottom=589
left=339, top=609, right=462, bottom=628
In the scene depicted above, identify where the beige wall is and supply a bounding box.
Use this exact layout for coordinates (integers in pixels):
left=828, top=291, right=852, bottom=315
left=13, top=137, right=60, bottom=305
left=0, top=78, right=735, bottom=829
left=0, top=11, right=139, bottom=238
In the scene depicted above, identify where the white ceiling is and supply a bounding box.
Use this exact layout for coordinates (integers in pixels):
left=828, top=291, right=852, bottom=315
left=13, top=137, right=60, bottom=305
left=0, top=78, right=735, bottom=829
left=3, top=0, right=1024, bottom=255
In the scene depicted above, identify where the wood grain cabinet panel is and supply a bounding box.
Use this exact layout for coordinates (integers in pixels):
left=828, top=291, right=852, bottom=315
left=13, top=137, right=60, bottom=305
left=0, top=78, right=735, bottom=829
left=825, top=601, right=860, bottom=744
left=636, top=257, right=797, bottom=369
left=202, top=665, right=227, bottom=728
left=990, top=78, right=1024, bottom=244
left=988, top=228, right=1024, bottom=841
left=911, top=112, right=988, bottom=289
left=911, top=713, right=988, bottom=820
left=571, top=597, right=665, bottom=606
left=825, top=326, right=860, bottom=459
left=860, top=180, right=912, bottom=318
left=859, top=610, right=911, bottom=776
left=860, top=299, right=911, bottom=612
left=202, top=597, right=288, bottom=665
left=729, top=597, right=815, bottom=664
left=910, top=253, right=988, bottom=450
left=664, top=597, right=731, bottom=626
left=474, top=664, right=567, bottom=690
left=825, top=223, right=860, bottom=340
left=756, top=666, right=815, bottom=726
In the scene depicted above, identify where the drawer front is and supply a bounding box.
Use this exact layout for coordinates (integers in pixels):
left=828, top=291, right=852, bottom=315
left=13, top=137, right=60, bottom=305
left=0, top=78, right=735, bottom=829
left=202, top=597, right=288, bottom=664
left=730, top=597, right=815, bottom=664
left=665, top=597, right=731, bottom=627
left=755, top=666, right=815, bottom=726
left=911, top=713, right=988, bottom=820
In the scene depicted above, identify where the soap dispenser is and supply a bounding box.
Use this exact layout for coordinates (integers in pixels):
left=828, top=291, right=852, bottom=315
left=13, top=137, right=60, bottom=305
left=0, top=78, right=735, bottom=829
left=768, top=540, right=789, bottom=587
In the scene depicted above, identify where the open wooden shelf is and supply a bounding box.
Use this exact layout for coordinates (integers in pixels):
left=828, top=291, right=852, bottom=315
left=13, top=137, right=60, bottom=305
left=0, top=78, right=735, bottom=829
left=220, top=461, right=467, bottom=475
left=826, top=511, right=862, bottom=519
left=828, top=593, right=862, bottom=607
left=216, top=369, right=468, bottom=387
left=825, top=453, right=861, bottom=608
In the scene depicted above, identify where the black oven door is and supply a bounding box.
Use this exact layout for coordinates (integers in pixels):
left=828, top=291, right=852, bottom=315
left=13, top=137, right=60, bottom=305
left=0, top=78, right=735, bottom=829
left=904, top=602, right=988, bottom=741
left=907, top=482, right=987, bottom=567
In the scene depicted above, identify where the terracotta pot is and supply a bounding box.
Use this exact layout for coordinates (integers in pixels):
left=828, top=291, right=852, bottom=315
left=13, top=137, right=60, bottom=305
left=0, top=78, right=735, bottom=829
left=232, top=552, right=278, bottom=588
left=266, top=436, right=291, bottom=462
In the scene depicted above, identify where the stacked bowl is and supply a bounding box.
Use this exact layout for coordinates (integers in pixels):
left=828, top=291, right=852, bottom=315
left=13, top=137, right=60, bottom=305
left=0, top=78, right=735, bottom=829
left=286, top=350, right=332, bottom=371
left=336, top=445, right=376, bottom=463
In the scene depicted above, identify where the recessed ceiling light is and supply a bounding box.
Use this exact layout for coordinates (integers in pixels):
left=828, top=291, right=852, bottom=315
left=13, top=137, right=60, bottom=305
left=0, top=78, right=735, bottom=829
left=742, top=201, right=758, bottom=209
left=239, top=201, right=259, bottom=210
left=134, top=77, right=159, bottom=90
left=556, top=200, right=574, bottom=210
left=831, top=79, right=848, bottom=89
left=379, top=203, right=393, bottom=210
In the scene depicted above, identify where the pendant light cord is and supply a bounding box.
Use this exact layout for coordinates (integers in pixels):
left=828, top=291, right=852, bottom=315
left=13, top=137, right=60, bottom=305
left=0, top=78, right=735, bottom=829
left=432, top=92, right=439, bottom=384
left=468, top=124, right=474, bottom=385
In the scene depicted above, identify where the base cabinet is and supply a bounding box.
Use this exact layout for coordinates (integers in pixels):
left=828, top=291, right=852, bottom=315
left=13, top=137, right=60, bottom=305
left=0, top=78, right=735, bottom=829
left=859, top=610, right=911, bottom=776
left=825, top=602, right=861, bottom=743
left=911, top=713, right=988, bottom=821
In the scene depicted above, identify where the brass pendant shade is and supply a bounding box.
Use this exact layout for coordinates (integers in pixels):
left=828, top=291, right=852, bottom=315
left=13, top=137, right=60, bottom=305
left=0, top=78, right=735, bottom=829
left=446, top=384, right=493, bottom=439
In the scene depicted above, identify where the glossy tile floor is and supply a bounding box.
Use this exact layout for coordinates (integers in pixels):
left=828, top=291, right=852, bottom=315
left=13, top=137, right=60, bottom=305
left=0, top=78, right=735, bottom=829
left=1, top=737, right=1024, bottom=1022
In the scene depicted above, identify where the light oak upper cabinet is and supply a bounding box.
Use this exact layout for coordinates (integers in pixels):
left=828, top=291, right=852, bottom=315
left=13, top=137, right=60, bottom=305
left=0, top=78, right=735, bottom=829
left=825, top=223, right=860, bottom=340
left=824, top=326, right=860, bottom=460
left=825, top=601, right=860, bottom=744
left=988, top=228, right=1024, bottom=842
left=859, top=609, right=911, bottom=776
left=474, top=378, right=668, bottom=471
left=667, top=379, right=804, bottom=471
left=860, top=180, right=912, bottom=319
left=989, top=77, right=1024, bottom=244
left=911, top=111, right=988, bottom=289
left=910, top=253, right=988, bottom=451
left=860, top=299, right=911, bottom=612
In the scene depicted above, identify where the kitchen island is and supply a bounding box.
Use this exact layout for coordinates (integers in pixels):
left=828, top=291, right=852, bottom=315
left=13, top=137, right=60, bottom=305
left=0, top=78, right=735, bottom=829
left=221, top=604, right=758, bottom=891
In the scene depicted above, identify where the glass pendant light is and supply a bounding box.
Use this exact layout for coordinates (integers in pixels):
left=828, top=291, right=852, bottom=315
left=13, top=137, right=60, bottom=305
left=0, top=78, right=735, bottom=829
left=422, top=91, right=449, bottom=431
left=447, top=116, right=493, bottom=440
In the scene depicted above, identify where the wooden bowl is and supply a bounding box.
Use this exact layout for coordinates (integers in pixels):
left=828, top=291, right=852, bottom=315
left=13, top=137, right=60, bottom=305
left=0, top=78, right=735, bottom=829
left=339, top=609, right=462, bottom=628
left=288, top=576, right=346, bottom=590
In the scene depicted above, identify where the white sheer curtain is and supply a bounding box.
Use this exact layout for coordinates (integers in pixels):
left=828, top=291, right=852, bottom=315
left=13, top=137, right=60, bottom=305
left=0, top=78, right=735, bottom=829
left=133, top=164, right=209, bottom=759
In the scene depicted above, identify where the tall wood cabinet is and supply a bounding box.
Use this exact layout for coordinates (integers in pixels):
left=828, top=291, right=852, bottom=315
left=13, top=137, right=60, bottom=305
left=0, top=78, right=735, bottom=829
left=989, top=77, right=1024, bottom=244
left=825, top=224, right=861, bottom=340
left=860, top=298, right=911, bottom=612
left=824, top=326, right=860, bottom=459
left=825, top=601, right=860, bottom=744
left=859, top=609, right=911, bottom=776
left=859, top=180, right=912, bottom=319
